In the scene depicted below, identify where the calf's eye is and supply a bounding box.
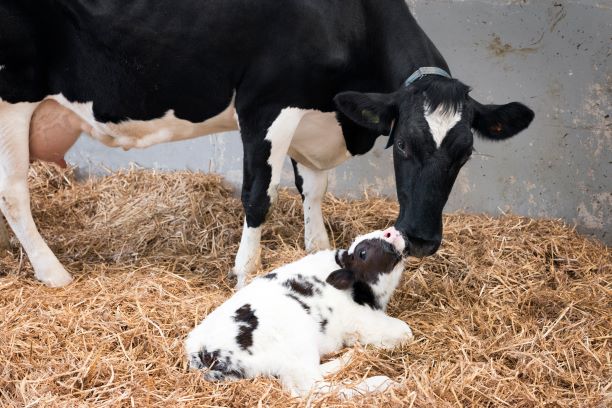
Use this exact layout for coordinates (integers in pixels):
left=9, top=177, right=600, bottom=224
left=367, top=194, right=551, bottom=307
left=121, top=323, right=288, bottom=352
left=359, top=249, right=367, bottom=260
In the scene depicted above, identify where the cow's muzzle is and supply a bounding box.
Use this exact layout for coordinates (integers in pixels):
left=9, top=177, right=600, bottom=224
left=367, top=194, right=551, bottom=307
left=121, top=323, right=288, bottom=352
left=384, top=227, right=440, bottom=258
left=403, top=234, right=440, bottom=258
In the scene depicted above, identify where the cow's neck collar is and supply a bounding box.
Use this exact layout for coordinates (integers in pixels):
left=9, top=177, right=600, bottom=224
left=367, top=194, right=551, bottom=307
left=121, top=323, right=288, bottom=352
left=403, top=67, right=451, bottom=87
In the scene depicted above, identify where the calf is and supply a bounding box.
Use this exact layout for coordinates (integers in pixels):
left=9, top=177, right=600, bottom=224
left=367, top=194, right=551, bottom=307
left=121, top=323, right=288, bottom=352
left=185, top=230, right=413, bottom=397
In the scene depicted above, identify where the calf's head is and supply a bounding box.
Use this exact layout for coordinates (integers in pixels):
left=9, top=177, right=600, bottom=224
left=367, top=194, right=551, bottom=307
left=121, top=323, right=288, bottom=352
left=335, top=77, right=534, bottom=257
left=327, top=230, right=404, bottom=309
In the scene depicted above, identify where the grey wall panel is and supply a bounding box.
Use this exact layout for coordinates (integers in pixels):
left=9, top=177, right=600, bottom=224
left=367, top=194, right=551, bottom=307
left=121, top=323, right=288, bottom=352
left=66, top=0, right=611, bottom=243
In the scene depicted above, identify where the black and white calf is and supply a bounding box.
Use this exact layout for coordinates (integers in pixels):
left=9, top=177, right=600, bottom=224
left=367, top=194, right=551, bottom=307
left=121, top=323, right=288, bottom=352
left=0, top=0, right=534, bottom=287
left=185, top=230, right=413, bottom=397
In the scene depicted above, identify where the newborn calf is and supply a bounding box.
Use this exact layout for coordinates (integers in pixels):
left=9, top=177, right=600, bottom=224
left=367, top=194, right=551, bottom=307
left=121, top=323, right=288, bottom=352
left=185, top=230, right=413, bottom=397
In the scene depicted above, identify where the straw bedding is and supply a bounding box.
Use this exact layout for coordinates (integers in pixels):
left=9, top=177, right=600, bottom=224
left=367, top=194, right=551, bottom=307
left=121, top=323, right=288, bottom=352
left=0, top=163, right=610, bottom=407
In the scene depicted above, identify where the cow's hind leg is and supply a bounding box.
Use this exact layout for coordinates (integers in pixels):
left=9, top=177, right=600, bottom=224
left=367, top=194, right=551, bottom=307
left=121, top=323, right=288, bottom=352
left=231, top=107, right=306, bottom=288
left=0, top=102, right=72, bottom=286
left=291, top=160, right=330, bottom=252
left=0, top=213, right=10, bottom=250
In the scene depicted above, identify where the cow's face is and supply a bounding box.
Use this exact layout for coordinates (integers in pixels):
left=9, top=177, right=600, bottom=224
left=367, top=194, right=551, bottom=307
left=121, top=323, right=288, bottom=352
left=334, top=78, right=534, bottom=257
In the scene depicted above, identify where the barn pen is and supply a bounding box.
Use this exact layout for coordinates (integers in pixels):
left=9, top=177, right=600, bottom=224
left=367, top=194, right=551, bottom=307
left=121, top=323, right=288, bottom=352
left=0, top=163, right=609, bottom=407
left=1, top=0, right=610, bottom=406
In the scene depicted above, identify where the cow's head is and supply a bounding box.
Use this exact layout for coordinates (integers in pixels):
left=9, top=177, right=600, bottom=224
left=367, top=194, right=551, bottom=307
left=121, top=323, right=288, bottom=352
left=334, top=77, right=534, bottom=257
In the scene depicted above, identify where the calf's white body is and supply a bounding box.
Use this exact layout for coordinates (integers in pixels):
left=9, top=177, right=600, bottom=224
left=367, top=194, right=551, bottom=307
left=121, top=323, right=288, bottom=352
left=185, top=230, right=413, bottom=397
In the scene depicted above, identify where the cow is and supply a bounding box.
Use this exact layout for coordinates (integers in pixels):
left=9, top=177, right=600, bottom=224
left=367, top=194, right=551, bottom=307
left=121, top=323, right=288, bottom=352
left=0, top=0, right=534, bottom=287
left=185, top=229, right=413, bottom=397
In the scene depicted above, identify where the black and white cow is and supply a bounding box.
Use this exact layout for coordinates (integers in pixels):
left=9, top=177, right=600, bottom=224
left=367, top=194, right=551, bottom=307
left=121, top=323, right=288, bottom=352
left=0, top=0, right=534, bottom=287
left=185, top=229, right=413, bottom=397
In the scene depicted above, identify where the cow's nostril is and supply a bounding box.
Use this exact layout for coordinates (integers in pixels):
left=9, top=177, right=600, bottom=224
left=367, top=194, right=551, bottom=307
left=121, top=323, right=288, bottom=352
left=384, top=232, right=391, bottom=238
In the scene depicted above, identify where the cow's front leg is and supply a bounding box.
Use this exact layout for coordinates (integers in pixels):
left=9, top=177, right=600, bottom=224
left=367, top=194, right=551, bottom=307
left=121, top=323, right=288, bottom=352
left=0, top=102, right=72, bottom=286
left=232, top=108, right=306, bottom=288
left=291, top=160, right=330, bottom=252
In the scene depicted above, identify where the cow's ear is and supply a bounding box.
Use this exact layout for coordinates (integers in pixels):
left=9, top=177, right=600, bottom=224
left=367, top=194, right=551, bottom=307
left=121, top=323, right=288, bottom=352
left=469, top=98, right=534, bottom=140
left=326, top=268, right=355, bottom=290
left=334, top=92, right=397, bottom=135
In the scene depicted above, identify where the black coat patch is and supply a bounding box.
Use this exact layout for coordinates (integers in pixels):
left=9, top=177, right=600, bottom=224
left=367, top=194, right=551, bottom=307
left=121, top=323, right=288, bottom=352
left=319, top=318, right=328, bottom=333
left=262, top=272, right=277, bottom=280
left=352, top=281, right=379, bottom=310
left=191, top=348, right=245, bottom=380
left=284, top=277, right=315, bottom=296
left=233, top=304, right=259, bottom=352
left=286, top=294, right=311, bottom=314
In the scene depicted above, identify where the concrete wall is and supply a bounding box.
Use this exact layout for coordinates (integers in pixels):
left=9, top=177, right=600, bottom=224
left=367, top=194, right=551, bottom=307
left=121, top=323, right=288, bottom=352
left=66, top=0, right=612, bottom=243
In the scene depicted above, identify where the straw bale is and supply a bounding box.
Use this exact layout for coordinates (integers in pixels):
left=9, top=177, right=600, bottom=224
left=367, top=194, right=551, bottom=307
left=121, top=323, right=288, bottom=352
left=0, top=163, right=609, bottom=407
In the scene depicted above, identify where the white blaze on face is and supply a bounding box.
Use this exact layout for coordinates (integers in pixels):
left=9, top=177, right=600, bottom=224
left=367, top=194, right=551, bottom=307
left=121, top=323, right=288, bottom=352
left=424, top=103, right=462, bottom=148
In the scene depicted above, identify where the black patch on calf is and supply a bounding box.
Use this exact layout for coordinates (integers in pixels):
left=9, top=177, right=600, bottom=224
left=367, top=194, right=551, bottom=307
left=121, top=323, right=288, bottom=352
left=286, top=294, right=311, bottom=314
left=262, top=272, right=277, bottom=280
left=233, top=304, right=258, bottom=352
left=312, top=276, right=325, bottom=286
left=352, top=281, right=379, bottom=310
left=190, top=348, right=245, bottom=381
left=334, top=250, right=345, bottom=268
left=319, top=318, right=328, bottom=333
left=284, top=277, right=315, bottom=296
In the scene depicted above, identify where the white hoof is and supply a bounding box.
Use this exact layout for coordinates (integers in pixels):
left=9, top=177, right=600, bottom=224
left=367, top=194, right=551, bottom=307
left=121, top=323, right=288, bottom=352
left=305, top=234, right=331, bottom=253
left=36, top=264, right=73, bottom=287
left=234, top=274, right=247, bottom=290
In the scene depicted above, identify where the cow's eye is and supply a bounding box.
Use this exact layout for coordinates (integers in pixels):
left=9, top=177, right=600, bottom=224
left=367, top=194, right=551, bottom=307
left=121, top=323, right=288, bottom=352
left=396, top=140, right=409, bottom=157
left=359, top=249, right=367, bottom=260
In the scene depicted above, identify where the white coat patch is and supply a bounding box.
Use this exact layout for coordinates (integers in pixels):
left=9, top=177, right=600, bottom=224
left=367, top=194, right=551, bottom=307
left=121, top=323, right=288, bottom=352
left=264, top=108, right=307, bottom=201
left=49, top=93, right=238, bottom=150
left=289, top=110, right=352, bottom=171
left=424, top=103, right=462, bottom=148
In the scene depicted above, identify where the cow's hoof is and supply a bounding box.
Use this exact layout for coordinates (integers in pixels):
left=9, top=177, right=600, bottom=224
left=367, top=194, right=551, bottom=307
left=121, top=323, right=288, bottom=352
left=231, top=252, right=260, bottom=287
left=36, top=267, right=73, bottom=287
left=234, top=275, right=246, bottom=290
left=305, top=235, right=331, bottom=253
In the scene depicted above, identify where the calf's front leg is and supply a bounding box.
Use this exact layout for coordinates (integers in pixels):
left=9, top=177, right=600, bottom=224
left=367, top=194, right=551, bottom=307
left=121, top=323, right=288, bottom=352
left=231, top=107, right=306, bottom=288
left=347, top=308, right=414, bottom=350
left=0, top=101, right=72, bottom=286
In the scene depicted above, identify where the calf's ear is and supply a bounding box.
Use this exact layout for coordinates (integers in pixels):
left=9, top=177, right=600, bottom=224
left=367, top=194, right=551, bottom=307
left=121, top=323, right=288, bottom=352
left=334, top=91, right=397, bottom=135
left=469, top=97, right=534, bottom=140
left=326, top=268, right=355, bottom=290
